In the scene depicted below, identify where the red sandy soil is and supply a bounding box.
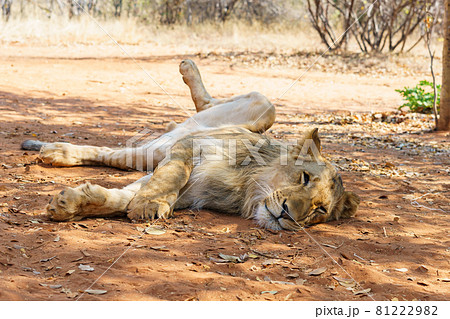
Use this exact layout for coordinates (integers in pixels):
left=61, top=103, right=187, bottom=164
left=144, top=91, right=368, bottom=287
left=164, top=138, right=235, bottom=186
left=0, top=44, right=449, bottom=301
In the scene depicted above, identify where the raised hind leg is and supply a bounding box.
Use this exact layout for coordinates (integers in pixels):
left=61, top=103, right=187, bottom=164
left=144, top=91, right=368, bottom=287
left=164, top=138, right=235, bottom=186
left=178, top=60, right=275, bottom=132
left=179, top=59, right=218, bottom=112
left=179, top=59, right=276, bottom=133
left=47, top=174, right=152, bottom=221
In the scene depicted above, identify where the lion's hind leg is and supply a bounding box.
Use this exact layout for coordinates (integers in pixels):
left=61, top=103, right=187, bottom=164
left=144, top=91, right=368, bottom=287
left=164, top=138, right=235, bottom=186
left=22, top=139, right=173, bottom=171
left=179, top=59, right=218, bottom=112
left=21, top=140, right=115, bottom=167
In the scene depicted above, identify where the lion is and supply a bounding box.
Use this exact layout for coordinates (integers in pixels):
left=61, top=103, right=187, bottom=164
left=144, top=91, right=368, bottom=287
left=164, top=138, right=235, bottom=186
left=21, top=59, right=360, bottom=230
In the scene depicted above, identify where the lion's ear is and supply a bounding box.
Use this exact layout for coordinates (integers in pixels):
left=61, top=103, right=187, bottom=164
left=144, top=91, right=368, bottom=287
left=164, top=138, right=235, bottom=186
left=340, top=191, right=360, bottom=218
left=304, top=128, right=321, bottom=153
left=298, top=128, right=321, bottom=156
left=290, top=128, right=322, bottom=160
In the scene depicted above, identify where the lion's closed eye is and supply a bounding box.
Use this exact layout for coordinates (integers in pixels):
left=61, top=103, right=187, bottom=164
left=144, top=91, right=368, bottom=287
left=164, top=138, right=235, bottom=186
left=300, top=171, right=310, bottom=186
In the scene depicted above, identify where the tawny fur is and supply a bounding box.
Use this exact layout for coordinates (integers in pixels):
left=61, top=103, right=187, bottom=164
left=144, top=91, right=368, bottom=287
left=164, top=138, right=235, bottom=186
left=24, top=60, right=360, bottom=230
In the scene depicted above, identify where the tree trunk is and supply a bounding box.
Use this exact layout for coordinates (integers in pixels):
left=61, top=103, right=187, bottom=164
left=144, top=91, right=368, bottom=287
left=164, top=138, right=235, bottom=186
left=439, top=0, right=450, bottom=130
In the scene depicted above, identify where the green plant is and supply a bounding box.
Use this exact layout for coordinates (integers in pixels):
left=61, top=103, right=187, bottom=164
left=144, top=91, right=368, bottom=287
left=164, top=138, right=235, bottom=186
left=396, top=80, right=441, bottom=114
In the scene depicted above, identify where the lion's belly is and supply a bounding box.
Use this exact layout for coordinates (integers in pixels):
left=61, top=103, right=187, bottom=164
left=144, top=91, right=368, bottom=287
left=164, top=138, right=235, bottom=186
left=176, top=160, right=246, bottom=214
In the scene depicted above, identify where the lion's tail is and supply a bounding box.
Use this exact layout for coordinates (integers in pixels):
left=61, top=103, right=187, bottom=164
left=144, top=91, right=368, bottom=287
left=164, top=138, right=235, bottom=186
left=21, top=140, right=48, bottom=151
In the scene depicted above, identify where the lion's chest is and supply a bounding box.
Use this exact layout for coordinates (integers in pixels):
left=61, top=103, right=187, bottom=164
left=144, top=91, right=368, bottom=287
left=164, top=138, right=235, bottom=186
left=176, top=158, right=247, bottom=214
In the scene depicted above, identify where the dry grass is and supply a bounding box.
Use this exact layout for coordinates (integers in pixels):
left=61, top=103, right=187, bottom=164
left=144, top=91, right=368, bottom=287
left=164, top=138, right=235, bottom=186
left=0, top=10, right=440, bottom=59
left=0, top=14, right=325, bottom=54
left=0, top=16, right=148, bottom=45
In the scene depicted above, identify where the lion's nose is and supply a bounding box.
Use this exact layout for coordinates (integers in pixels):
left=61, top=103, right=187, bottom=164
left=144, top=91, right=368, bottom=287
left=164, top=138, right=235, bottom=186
left=279, top=200, right=291, bottom=219
left=279, top=210, right=289, bottom=219
left=314, top=206, right=327, bottom=215
left=46, top=205, right=56, bottom=216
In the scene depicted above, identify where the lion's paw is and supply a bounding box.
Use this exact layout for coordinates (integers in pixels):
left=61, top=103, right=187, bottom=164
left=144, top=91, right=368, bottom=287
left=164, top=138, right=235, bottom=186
left=47, top=187, right=86, bottom=221
left=179, top=59, right=201, bottom=84
left=179, top=59, right=196, bottom=75
left=39, top=143, right=82, bottom=166
left=127, top=194, right=175, bottom=221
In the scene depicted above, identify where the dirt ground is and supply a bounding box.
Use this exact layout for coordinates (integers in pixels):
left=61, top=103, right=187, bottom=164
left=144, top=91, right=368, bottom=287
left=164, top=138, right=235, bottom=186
left=0, top=43, right=449, bottom=301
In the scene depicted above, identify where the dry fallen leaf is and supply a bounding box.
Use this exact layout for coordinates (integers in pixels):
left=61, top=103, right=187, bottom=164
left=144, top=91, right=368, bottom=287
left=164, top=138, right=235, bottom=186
left=78, top=264, right=94, bottom=272
left=39, top=283, right=62, bottom=289
left=49, top=284, right=62, bottom=289
left=395, top=268, right=408, bottom=273
left=40, top=256, right=56, bottom=262
left=239, top=253, right=249, bottom=262
left=353, top=288, right=371, bottom=295
left=261, top=291, right=278, bottom=295
left=61, top=288, right=78, bottom=299
left=218, top=253, right=243, bottom=263
left=150, top=246, right=169, bottom=251
left=333, top=276, right=356, bottom=288
left=271, top=280, right=294, bottom=285
left=184, top=296, right=197, bottom=301
left=85, top=289, right=107, bottom=295
left=65, top=269, right=75, bottom=276
left=262, top=259, right=278, bottom=267
left=80, top=250, right=91, bottom=257
left=308, top=267, right=327, bottom=276
left=144, top=227, right=166, bottom=235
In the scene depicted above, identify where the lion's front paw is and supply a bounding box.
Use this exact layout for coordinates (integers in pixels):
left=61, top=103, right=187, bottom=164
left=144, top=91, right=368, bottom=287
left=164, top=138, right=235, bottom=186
left=47, top=187, right=86, bottom=221
left=40, top=143, right=81, bottom=166
left=127, top=194, right=175, bottom=221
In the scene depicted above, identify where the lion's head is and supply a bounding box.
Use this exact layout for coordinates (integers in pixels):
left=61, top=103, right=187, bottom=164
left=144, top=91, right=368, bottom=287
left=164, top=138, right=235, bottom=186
left=253, top=128, right=360, bottom=230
